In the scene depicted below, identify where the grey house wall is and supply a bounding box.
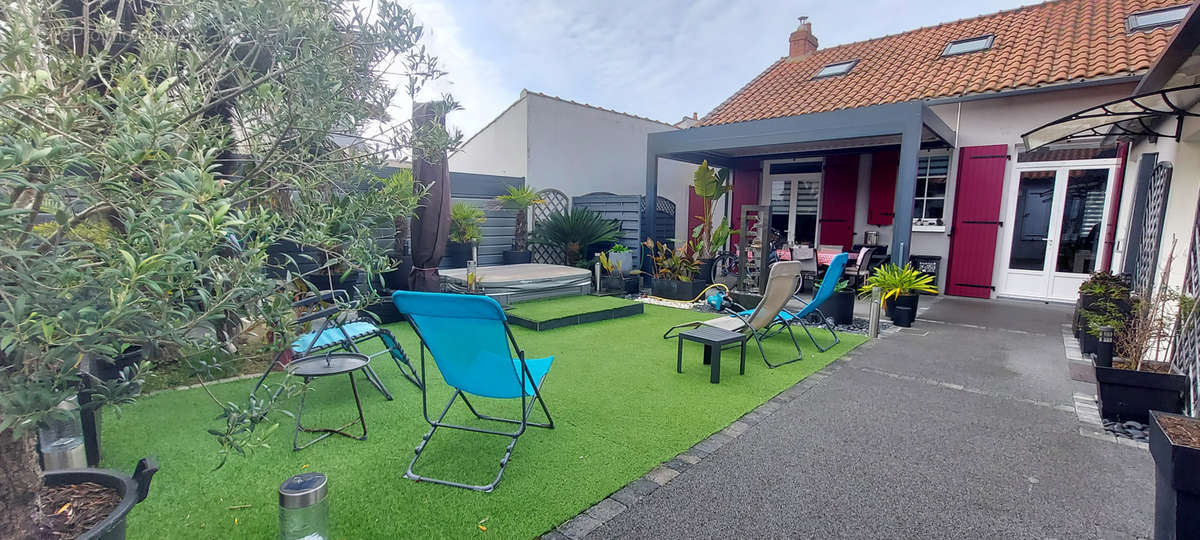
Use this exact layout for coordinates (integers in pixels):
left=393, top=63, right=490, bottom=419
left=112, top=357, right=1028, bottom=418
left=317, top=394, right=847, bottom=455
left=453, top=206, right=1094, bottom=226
left=443, top=172, right=525, bottom=267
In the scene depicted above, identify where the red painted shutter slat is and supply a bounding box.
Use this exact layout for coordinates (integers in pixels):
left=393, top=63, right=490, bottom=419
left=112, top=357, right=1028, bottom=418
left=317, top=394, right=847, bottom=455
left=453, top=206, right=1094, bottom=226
left=686, top=186, right=703, bottom=241
left=868, top=150, right=898, bottom=226
left=820, top=155, right=858, bottom=251
left=946, top=145, right=1009, bottom=298
left=730, top=167, right=760, bottom=248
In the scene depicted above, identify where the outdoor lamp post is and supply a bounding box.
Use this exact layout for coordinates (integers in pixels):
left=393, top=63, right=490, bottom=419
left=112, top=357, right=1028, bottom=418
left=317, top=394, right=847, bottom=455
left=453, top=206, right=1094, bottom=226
left=1096, top=325, right=1114, bottom=368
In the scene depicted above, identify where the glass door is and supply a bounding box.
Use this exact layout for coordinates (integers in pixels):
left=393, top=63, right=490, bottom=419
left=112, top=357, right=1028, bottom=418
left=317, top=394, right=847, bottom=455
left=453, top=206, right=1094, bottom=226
left=764, top=159, right=822, bottom=247
left=999, top=165, right=1114, bottom=301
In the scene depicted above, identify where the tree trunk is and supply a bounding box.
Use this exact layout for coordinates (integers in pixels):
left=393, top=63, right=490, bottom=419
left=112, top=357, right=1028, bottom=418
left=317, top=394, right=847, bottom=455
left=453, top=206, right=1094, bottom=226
left=513, top=208, right=528, bottom=251
left=0, top=431, right=41, bottom=538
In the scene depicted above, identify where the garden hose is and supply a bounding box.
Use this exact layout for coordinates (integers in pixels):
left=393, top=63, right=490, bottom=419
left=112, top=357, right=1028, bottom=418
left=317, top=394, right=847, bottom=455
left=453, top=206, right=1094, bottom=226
left=644, top=283, right=730, bottom=305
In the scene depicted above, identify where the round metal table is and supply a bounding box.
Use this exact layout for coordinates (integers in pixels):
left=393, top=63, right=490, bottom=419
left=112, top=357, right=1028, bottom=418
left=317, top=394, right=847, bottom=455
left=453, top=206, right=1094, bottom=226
left=286, top=352, right=370, bottom=451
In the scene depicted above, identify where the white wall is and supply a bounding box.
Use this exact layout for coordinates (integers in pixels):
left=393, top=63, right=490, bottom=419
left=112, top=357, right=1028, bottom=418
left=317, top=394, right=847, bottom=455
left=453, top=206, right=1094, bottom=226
left=448, top=98, right=528, bottom=178
left=524, top=93, right=692, bottom=243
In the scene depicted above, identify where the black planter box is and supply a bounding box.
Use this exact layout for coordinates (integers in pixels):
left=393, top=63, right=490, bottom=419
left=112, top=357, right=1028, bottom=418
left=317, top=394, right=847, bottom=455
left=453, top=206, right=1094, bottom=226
left=697, top=257, right=716, bottom=285
left=445, top=242, right=473, bottom=268
left=1150, top=411, right=1200, bottom=540
left=602, top=276, right=639, bottom=295
left=502, top=250, right=532, bottom=265
left=885, top=293, right=920, bottom=320
left=1094, top=361, right=1187, bottom=423
left=651, top=278, right=706, bottom=301
left=1080, top=331, right=1099, bottom=354
left=827, top=290, right=855, bottom=325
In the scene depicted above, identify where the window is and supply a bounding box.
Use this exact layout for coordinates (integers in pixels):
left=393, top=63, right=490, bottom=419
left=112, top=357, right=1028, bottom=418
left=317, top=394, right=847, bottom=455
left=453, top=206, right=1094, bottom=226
left=912, top=155, right=949, bottom=228
left=941, top=35, right=994, bottom=56
left=1126, top=4, right=1190, bottom=32
left=813, top=60, right=857, bottom=79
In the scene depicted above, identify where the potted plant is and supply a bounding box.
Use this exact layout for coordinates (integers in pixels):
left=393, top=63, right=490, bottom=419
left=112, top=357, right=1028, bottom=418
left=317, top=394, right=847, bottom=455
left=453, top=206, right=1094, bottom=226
left=857, top=263, right=937, bottom=323
left=0, top=0, right=450, bottom=535
left=599, top=252, right=639, bottom=294
left=1075, top=273, right=1132, bottom=338
left=529, top=208, right=620, bottom=266
left=818, top=277, right=855, bottom=325
left=493, top=185, right=544, bottom=265
left=1149, top=410, right=1200, bottom=539
left=638, top=239, right=705, bottom=301
left=448, top=202, right=486, bottom=268
left=1095, top=253, right=1189, bottom=423
left=689, top=161, right=735, bottom=284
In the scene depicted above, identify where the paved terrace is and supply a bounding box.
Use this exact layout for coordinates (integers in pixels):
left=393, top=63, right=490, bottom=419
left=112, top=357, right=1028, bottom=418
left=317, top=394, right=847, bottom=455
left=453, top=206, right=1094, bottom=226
left=563, top=297, right=1153, bottom=539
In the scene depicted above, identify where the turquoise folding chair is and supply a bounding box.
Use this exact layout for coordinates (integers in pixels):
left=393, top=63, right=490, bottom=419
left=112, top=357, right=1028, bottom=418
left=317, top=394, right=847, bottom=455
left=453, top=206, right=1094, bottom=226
left=392, top=290, right=554, bottom=492
left=770, top=252, right=848, bottom=352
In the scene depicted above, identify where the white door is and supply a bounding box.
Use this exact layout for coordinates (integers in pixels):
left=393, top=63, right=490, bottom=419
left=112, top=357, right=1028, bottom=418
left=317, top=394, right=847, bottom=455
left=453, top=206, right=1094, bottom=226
left=762, top=158, right=823, bottom=247
left=999, top=162, right=1116, bottom=302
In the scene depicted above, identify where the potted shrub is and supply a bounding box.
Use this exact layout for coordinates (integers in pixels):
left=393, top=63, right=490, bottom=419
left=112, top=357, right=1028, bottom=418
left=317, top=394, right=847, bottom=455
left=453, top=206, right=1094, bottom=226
left=529, top=208, right=620, bottom=266
left=493, top=185, right=544, bottom=265
left=857, top=263, right=937, bottom=323
left=0, top=0, right=448, bottom=535
left=638, top=239, right=705, bottom=301
left=689, top=161, right=735, bottom=284
left=606, top=243, right=634, bottom=276
left=1149, top=411, right=1200, bottom=539
left=447, top=202, right=486, bottom=268
left=599, top=252, right=639, bottom=294
left=1075, top=273, right=1132, bottom=338
left=818, top=278, right=855, bottom=325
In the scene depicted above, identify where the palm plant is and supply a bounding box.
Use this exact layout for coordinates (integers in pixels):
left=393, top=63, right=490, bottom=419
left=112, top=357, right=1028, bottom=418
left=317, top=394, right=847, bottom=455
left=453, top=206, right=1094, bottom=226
left=857, top=263, right=936, bottom=307
left=494, top=185, right=544, bottom=252
left=690, top=161, right=735, bottom=259
left=449, top=202, right=486, bottom=244
left=529, top=208, right=619, bottom=266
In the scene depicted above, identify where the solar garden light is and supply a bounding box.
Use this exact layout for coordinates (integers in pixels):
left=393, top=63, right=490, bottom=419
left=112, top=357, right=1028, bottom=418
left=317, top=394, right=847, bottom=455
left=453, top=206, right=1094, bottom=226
left=466, top=260, right=478, bottom=293
left=38, top=396, right=86, bottom=470
left=279, top=472, right=329, bottom=540
left=868, top=286, right=881, bottom=338
left=1095, top=325, right=1114, bottom=368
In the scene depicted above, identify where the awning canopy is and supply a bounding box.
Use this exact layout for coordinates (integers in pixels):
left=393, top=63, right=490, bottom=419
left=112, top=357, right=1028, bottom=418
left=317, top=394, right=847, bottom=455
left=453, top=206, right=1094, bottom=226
left=1021, top=83, right=1200, bottom=150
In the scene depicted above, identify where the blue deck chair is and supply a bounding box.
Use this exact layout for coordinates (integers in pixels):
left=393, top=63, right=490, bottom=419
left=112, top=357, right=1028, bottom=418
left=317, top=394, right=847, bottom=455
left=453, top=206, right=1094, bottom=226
left=392, top=290, right=554, bottom=492
left=250, top=290, right=422, bottom=402
left=768, top=252, right=848, bottom=353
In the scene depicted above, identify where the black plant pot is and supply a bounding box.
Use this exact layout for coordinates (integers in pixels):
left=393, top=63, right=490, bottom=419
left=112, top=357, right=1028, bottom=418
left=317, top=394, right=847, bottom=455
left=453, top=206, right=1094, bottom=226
left=651, top=278, right=706, bottom=301
left=502, top=250, right=532, bottom=265
left=892, top=306, right=915, bottom=327
left=827, top=290, right=855, bottom=325
left=886, top=293, right=920, bottom=320
left=697, top=257, right=716, bottom=285
left=1150, top=411, right=1200, bottom=540
left=603, top=276, right=639, bottom=295
left=1094, top=360, right=1188, bottom=423
left=446, top=242, right=473, bottom=268
left=42, top=458, right=159, bottom=540
left=309, top=271, right=361, bottom=300
left=1079, top=331, right=1099, bottom=354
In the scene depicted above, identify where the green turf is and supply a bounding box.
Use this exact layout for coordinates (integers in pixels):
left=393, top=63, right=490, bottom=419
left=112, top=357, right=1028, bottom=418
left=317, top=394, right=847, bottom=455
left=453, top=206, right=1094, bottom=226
left=100, top=302, right=865, bottom=539
left=505, top=295, right=637, bottom=322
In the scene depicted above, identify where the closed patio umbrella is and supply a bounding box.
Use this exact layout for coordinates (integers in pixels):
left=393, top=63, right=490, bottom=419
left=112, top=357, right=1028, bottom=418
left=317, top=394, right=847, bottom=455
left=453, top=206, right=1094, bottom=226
left=409, top=102, right=452, bottom=292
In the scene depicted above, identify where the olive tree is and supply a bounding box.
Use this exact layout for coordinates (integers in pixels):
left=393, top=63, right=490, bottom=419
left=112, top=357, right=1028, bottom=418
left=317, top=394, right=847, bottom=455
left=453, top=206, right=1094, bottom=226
left=0, top=0, right=457, bottom=534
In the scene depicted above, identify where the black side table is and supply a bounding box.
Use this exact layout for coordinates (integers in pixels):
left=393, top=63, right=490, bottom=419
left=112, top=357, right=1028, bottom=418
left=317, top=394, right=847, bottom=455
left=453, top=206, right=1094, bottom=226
left=287, top=352, right=370, bottom=451
left=677, top=326, right=748, bottom=384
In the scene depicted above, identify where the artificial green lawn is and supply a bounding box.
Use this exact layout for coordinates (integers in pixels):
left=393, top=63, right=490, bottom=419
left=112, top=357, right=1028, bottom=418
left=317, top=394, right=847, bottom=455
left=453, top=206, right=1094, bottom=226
left=100, top=302, right=865, bottom=539
left=504, top=295, right=637, bottom=322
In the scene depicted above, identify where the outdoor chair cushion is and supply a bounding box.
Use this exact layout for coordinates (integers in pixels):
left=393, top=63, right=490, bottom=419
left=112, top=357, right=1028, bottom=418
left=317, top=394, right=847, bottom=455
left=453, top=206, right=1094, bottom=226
left=291, top=321, right=380, bottom=352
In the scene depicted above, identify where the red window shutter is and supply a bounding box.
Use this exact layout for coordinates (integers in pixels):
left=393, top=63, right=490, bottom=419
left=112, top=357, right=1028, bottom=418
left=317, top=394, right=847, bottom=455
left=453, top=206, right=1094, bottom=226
left=867, top=150, right=898, bottom=226
left=946, top=145, right=1009, bottom=299
left=730, top=167, right=761, bottom=248
left=819, top=154, right=858, bottom=251
left=687, top=186, right=703, bottom=240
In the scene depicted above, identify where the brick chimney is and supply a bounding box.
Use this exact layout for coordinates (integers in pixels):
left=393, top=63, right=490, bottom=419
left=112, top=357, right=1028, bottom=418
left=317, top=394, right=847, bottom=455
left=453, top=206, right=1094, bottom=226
left=789, top=17, right=818, bottom=58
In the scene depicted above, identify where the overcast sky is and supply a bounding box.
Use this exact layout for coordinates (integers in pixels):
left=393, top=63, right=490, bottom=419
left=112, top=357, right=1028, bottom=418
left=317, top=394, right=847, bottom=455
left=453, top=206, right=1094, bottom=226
left=403, top=0, right=1034, bottom=139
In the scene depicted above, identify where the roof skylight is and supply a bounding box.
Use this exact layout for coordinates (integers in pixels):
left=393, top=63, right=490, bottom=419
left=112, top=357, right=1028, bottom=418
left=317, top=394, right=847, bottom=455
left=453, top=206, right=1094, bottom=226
left=1126, top=4, right=1190, bottom=32
left=813, top=60, right=857, bottom=79
left=941, top=35, right=994, bottom=57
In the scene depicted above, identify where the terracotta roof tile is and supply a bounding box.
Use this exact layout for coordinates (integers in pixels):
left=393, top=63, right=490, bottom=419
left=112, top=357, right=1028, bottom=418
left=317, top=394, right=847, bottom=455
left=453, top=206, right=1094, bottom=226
left=700, top=0, right=1186, bottom=126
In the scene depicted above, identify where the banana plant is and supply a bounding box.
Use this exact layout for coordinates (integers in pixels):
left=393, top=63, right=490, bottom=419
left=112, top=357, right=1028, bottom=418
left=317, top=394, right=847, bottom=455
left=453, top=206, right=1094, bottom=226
left=690, top=160, right=736, bottom=259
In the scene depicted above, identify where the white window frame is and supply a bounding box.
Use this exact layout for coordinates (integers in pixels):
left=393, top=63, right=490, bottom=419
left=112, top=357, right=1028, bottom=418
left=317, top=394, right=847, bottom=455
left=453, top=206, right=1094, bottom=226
left=912, top=153, right=950, bottom=232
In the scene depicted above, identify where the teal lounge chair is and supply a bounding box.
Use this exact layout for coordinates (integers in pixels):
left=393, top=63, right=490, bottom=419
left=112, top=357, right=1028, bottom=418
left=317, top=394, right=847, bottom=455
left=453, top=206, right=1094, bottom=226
left=774, top=252, right=848, bottom=352
left=392, top=290, right=554, bottom=492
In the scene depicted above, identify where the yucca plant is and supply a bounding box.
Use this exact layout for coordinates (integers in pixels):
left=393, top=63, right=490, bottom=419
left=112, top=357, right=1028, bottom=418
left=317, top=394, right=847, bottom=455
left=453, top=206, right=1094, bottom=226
left=857, top=263, right=936, bottom=307
left=449, top=202, right=486, bottom=244
left=494, top=185, right=544, bottom=252
left=529, top=208, right=619, bottom=265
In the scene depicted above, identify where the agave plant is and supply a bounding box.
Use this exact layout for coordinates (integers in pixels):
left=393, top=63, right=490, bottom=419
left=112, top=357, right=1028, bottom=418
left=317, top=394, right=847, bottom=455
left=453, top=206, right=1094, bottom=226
left=494, top=185, right=544, bottom=251
left=449, top=202, right=486, bottom=244
left=857, top=263, right=936, bottom=306
left=529, top=208, right=619, bottom=265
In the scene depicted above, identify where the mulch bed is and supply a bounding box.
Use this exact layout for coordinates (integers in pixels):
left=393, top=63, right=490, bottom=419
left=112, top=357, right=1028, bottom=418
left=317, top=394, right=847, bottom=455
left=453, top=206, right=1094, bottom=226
left=35, top=482, right=120, bottom=539
left=1159, top=415, right=1200, bottom=450
left=1111, top=359, right=1172, bottom=373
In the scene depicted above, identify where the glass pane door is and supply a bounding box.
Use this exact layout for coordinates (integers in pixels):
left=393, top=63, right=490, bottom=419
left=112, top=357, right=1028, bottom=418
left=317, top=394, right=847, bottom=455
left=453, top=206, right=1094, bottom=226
left=1054, top=169, right=1109, bottom=274
left=1008, top=170, right=1056, bottom=271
